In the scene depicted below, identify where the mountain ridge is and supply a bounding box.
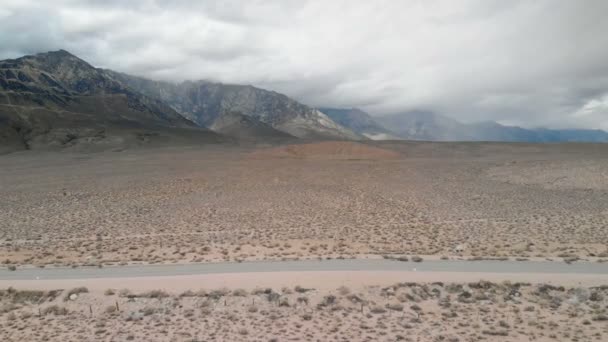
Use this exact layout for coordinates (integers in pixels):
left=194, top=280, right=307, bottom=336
left=106, top=70, right=362, bottom=140
left=0, top=50, right=222, bottom=153
left=323, top=107, right=608, bottom=142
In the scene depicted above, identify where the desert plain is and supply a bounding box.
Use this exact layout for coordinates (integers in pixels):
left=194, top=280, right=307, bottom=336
left=1, top=140, right=608, bottom=341
left=1, top=141, right=608, bottom=267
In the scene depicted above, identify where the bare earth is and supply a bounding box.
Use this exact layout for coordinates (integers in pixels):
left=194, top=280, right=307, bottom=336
left=1, top=141, right=608, bottom=268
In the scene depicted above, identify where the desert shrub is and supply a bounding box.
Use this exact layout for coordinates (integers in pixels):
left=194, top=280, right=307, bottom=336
left=410, top=304, right=422, bottom=312
left=42, top=305, right=68, bottom=315
left=6, top=289, right=48, bottom=304
left=141, top=307, right=156, bottom=316
left=119, top=289, right=132, bottom=297
left=232, top=289, right=248, bottom=297
left=105, top=305, right=117, bottom=314
left=294, top=285, right=313, bottom=293
left=247, top=305, right=258, bottom=313
left=482, top=330, right=508, bottom=336
left=321, top=295, right=336, bottom=306
left=337, top=286, right=350, bottom=295
left=589, top=291, right=603, bottom=302
left=238, top=328, right=248, bottom=335
left=386, top=303, right=404, bottom=311
left=180, top=289, right=207, bottom=297
left=411, top=256, right=423, bottom=262
left=370, top=306, right=386, bottom=314
left=266, top=291, right=280, bottom=302
left=139, top=290, right=169, bottom=299
left=208, top=288, right=230, bottom=300
left=445, top=284, right=463, bottom=293
left=0, top=303, right=18, bottom=313
left=592, top=314, right=608, bottom=321
left=297, top=296, right=309, bottom=305
left=251, top=287, right=268, bottom=295
left=104, top=289, right=116, bottom=296
left=64, top=287, right=88, bottom=301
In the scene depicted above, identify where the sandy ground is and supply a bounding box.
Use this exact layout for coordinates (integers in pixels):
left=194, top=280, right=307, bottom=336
left=1, top=141, right=608, bottom=268
left=1, top=274, right=607, bottom=341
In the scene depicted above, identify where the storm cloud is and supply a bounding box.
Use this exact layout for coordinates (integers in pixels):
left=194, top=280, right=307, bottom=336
left=1, top=0, right=608, bottom=129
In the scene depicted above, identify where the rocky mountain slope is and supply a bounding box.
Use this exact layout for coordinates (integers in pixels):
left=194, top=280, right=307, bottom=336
left=318, top=107, right=401, bottom=140
left=209, top=110, right=295, bottom=141
left=107, top=72, right=361, bottom=140
left=376, top=111, right=473, bottom=141
left=0, top=50, right=221, bottom=153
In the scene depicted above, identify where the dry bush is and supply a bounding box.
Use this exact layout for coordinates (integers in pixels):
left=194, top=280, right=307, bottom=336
left=337, top=286, right=351, bottom=295
left=118, top=289, right=132, bottom=297
left=64, top=287, right=88, bottom=301
left=370, top=306, right=386, bottom=314
left=295, top=285, right=314, bottom=293
left=208, top=288, right=230, bottom=300
left=42, top=305, right=68, bottom=315
left=386, top=303, right=404, bottom=311
left=138, top=290, right=169, bottom=299
left=232, top=289, right=248, bottom=297
left=180, top=289, right=207, bottom=297
left=1, top=288, right=52, bottom=304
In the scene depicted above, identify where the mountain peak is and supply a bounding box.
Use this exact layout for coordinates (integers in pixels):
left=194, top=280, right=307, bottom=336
left=45, top=49, right=76, bottom=57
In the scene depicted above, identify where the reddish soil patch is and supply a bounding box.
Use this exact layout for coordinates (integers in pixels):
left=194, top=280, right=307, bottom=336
left=248, top=141, right=401, bottom=160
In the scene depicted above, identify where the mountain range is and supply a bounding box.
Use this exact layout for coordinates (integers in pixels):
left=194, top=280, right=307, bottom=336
left=0, top=50, right=222, bottom=153
left=1, top=50, right=607, bottom=153
left=321, top=108, right=608, bottom=143
left=0, top=50, right=359, bottom=153
left=105, top=71, right=360, bottom=140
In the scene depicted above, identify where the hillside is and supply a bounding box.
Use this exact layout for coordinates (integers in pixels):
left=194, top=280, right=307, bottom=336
left=209, top=110, right=295, bottom=141
left=0, top=50, right=222, bottom=153
left=107, top=71, right=361, bottom=140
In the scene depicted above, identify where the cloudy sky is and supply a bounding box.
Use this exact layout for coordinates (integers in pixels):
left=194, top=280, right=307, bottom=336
left=1, top=0, right=608, bottom=129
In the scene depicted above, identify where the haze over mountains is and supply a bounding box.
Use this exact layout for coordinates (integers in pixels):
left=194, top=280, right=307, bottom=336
left=322, top=108, right=608, bottom=143
left=1, top=50, right=607, bottom=154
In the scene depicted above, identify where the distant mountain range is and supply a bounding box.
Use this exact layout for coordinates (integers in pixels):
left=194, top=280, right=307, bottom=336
left=1, top=50, right=606, bottom=154
left=317, top=108, right=400, bottom=140
left=0, top=50, right=359, bottom=153
left=106, top=71, right=360, bottom=140
left=320, top=108, right=608, bottom=143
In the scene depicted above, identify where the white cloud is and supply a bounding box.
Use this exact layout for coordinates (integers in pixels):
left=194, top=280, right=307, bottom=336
left=1, top=0, right=608, bottom=129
